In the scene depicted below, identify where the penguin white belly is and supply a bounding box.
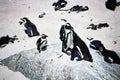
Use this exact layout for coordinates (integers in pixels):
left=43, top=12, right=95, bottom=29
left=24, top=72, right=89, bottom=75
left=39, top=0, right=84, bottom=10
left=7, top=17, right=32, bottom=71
left=40, top=39, right=47, bottom=50
left=66, top=30, right=74, bottom=51
left=76, top=46, right=83, bottom=58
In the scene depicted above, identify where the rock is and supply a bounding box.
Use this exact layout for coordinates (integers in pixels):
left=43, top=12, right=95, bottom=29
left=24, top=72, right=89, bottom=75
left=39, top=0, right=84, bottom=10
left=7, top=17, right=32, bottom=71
left=0, top=44, right=120, bottom=80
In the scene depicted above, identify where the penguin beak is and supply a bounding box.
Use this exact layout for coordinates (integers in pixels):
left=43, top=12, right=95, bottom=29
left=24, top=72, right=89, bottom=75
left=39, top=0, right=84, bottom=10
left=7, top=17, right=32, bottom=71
left=19, top=18, right=24, bottom=25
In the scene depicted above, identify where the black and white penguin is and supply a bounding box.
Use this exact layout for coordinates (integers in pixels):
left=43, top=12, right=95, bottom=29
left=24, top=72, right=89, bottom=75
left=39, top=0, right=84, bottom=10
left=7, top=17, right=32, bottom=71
left=52, top=0, right=67, bottom=11
left=0, top=35, right=18, bottom=48
left=99, top=44, right=120, bottom=64
left=36, top=34, right=48, bottom=53
left=71, top=30, right=93, bottom=62
left=90, top=40, right=120, bottom=64
left=59, top=23, right=93, bottom=62
left=105, top=0, right=117, bottom=11
left=59, top=23, right=74, bottom=53
left=19, top=17, right=40, bottom=37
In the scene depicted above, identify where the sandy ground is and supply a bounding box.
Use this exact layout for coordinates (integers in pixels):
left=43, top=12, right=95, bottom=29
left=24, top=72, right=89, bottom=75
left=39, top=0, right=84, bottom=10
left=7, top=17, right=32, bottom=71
left=0, top=66, right=29, bottom=80
left=0, top=0, right=120, bottom=80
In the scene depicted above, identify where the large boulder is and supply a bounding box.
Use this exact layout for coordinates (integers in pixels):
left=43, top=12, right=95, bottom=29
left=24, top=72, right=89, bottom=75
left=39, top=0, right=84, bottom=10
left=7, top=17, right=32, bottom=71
left=0, top=44, right=120, bottom=80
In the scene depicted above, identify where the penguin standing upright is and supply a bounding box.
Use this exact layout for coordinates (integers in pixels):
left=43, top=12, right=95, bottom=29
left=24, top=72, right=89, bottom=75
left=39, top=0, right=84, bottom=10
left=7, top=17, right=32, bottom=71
left=36, top=34, right=48, bottom=53
left=59, top=23, right=93, bottom=62
left=59, top=23, right=74, bottom=53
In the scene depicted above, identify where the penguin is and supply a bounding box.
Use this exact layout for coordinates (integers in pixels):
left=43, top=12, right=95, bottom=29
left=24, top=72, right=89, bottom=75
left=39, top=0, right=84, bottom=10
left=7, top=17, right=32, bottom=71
left=36, top=34, right=48, bottom=53
left=20, top=17, right=40, bottom=37
left=105, top=0, right=116, bottom=11
left=90, top=40, right=120, bottom=64
left=59, top=23, right=92, bottom=62
left=52, top=0, right=67, bottom=11
left=59, top=23, right=74, bottom=53
left=71, top=30, right=93, bottom=62
left=99, top=44, right=120, bottom=64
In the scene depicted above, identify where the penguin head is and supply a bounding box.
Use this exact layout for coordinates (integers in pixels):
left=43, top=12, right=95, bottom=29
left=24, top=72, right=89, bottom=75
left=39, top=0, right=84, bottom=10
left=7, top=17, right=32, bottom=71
left=41, top=34, right=48, bottom=39
left=19, top=17, right=30, bottom=25
left=65, top=23, right=74, bottom=30
left=22, top=17, right=29, bottom=21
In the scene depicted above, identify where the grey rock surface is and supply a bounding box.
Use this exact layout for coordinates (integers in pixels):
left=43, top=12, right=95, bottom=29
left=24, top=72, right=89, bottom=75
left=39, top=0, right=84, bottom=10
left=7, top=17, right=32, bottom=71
left=0, top=44, right=120, bottom=80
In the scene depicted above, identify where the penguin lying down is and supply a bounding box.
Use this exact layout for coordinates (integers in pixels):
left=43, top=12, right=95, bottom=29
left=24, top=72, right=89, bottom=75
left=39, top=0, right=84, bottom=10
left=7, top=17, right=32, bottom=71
left=90, top=40, right=120, bottom=64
